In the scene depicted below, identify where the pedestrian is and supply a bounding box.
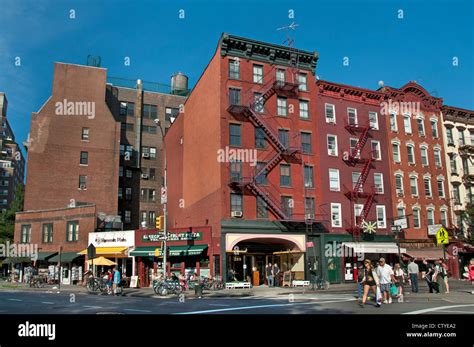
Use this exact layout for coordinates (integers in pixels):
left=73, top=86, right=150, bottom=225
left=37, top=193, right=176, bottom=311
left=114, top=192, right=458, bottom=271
left=375, top=258, right=395, bottom=304
left=424, top=260, right=439, bottom=294
left=359, top=259, right=381, bottom=308
left=112, top=266, right=121, bottom=295
left=407, top=258, right=419, bottom=293
left=266, top=263, right=274, bottom=287
left=441, top=259, right=450, bottom=294
left=468, top=259, right=474, bottom=295
left=106, top=269, right=113, bottom=295
left=393, top=263, right=405, bottom=298
left=434, top=259, right=447, bottom=294
left=356, top=263, right=364, bottom=300
left=273, top=263, right=280, bottom=287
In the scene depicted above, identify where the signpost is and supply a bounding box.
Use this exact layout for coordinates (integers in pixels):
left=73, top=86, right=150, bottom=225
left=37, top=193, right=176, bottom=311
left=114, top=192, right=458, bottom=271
left=87, top=244, right=96, bottom=276
left=392, top=217, right=409, bottom=263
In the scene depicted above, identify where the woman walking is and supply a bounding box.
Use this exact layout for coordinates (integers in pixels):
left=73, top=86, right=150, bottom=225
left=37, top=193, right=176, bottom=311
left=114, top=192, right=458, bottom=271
left=393, top=263, right=405, bottom=298
left=359, top=259, right=381, bottom=308
left=469, top=259, right=474, bottom=295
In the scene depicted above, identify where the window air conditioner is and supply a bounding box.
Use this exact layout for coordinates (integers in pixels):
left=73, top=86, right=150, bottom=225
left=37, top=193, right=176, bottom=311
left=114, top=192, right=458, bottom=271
left=231, top=211, right=243, bottom=218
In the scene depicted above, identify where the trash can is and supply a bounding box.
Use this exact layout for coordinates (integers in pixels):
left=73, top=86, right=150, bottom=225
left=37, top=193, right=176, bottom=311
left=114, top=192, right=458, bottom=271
left=194, top=283, right=203, bottom=298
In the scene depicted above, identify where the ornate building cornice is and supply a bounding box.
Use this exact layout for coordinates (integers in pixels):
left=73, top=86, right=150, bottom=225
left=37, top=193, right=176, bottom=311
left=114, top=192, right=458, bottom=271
left=442, top=105, right=474, bottom=125
left=317, top=80, right=385, bottom=105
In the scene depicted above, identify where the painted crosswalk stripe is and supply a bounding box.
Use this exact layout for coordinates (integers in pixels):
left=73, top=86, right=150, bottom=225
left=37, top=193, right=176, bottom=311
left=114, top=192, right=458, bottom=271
left=123, top=308, right=152, bottom=313
left=403, top=304, right=474, bottom=315
left=41, top=301, right=54, bottom=305
left=83, top=305, right=103, bottom=309
left=7, top=299, right=22, bottom=302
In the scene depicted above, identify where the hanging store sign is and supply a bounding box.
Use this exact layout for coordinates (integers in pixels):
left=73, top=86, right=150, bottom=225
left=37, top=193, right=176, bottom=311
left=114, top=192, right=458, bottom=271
left=142, top=231, right=203, bottom=242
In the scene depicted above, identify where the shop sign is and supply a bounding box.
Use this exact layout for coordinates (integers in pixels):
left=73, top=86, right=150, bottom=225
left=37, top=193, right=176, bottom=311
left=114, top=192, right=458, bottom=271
left=142, top=231, right=203, bottom=242
left=90, top=230, right=135, bottom=247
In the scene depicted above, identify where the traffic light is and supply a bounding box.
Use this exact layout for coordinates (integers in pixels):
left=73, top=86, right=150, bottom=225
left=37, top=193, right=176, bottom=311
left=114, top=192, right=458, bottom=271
left=156, top=216, right=163, bottom=230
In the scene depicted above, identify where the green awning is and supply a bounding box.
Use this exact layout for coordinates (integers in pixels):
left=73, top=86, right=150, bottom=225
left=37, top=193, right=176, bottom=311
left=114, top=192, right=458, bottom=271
left=36, top=252, right=58, bottom=261
left=130, top=245, right=208, bottom=257
left=48, top=252, right=82, bottom=263
left=129, top=246, right=162, bottom=257
left=3, top=257, right=33, bottom=264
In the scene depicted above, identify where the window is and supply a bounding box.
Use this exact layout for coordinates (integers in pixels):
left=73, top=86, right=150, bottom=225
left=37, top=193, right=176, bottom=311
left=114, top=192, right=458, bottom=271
left=450, top=154, right=458, bottom=174
left=434, top=148, right=442, bottom=168
left=148, top=211, right=156, bottom=226
left=140, top=211, right=147, bottom=225
left=440, top=209, right=448, bottom=227
left=371, top=141, right=381, bottom=160
left=165, top=107, right=179, bottom=122
left=140, top=189, right=156, bottom=202
left=417, top=118, right=425, bottom=136
left=256, top=196, right=268, bottom=218
left=279, top=129, right=289, bottom=148
left=395, top=174, right=404, bottom=195
left=374, top=173, right=384, bottom=194
left=431, top=120, right=438, bottom=138
left=229, top=59, right=240, bottom=79
left=463, top=157, right=470, bottom=175
left=230, top=161, right=242, bottom=181
left=299, top=100, right=309, bottom=119
left=125, top=187, right=132, bottom=201
left=80, top=151, right=88, bottom=165
left=305, top=197, right=315, bottom=216
left=420, top=146, right=429, bottom=166
left=392, top=143, right=401, bottom=163
left=82, top=127, right=89, bottom=140
left=280, top=164, right=291, bottom=187
left=325, top=104, right=335, bottom=123
left=459, top=129, right=466, bottom=146
left=298, top=73, right=308, bottom=91
left=142, top=125, right=157, bottom=134
left=453, top=184, right=461, bottom=204
left=410, top=176, right=419, bottom=196
left=413, top=208, right=421, bottom=228
left=347, top=108, right=357, bottom=125
left=277, top=97, right=287, bottom=116
left=231, top=193, right=243, bottom=213
left=437, top=179, right=445, bottom=198
left=446, top=128, right=454, bottom=145
left=229, top=88, right=241, bottom=106
left=369, top=112, right=379, bottom=130
left=327, top=135, right=338, bottom=156
left=253, top=64, right=263, bottom=84
left=66, top=221, right=79, bottom=242
left=304, top=165, right=314, bottom=188
left=149, top=147, right=156, bottom=159
left=424, top=177, right=432, bottom=197
left=354, top=204, right=363, bottom=224
left=255, top=162, right=268, bottom=185
left=471, top=131, right=474, bottom=145
left=376, top=206, right=386, bottom=228
left=352, top=172, right=362, bottom=192
left=229, top=124, right=241, bottom=146
left=42, top=223, right=53, bottom=243
left=403, top=114, right=412, bottom=134
left=255, top=127, right=266, bottom=149
left=79, top=175, right=87, bottom=189
left=329, top=169, right=340, bottom=191
left=126, top=170, right=132, bottom=178
left=143, top=104, right=157, bottom=119
left=118, top=187, right=122, bottom=199
left=350, top=138, right=360, bottom=159
left=149, top=168, right=156, bottom=180
left=124, top=211, right=131, bottom=224
left=301, top=132, right=312, bottom=154
left=390, top=113, right=397, bottom=131
left=427, top=209, right=435, bottom=226
left=397, top=207, right=406, bottom=220
left=119, top=102, right=135, bottom=117
left=254, top=93, right=264, bottom=113
left=407, top=145, right=415, bottom=164
left=281, top=196, right=293, bottom=218
left=20, top=225, right=31, bottom=243
left=331, top=203, right=342, bottom=227
left=276, top=69, right=285, bottom=82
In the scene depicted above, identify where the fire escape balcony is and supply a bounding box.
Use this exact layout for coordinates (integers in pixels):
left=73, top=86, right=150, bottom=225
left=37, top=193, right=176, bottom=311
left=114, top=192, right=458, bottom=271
left=459, top=144, right=474, bottom=157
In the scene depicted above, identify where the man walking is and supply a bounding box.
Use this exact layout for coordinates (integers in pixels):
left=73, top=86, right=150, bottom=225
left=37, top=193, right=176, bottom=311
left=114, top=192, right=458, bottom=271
left=376, top=258, right=395, bottom=304
left=424, top=260, right=439, bottom=294
left=407, top=258, right=419, bottom=293
left=273, top=263, right=280, bottom=287
left=266, top=263, right=274, bottom=287
left=112, top=266, right=121, bottom=295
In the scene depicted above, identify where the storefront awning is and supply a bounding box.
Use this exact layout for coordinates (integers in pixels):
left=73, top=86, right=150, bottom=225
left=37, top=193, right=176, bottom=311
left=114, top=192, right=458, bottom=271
left=48, top=252, right=82, bottom=263
left=129, top=246, right=162, bottom=257
left=342, top=242, right=406, bottom=254
left=129, top=245, right=208, bottom=257
left=78, top=247, right=128, bottom=257
left=36, top=252, right=58, bottom=261
left=403, top=248, right=445, bottom=260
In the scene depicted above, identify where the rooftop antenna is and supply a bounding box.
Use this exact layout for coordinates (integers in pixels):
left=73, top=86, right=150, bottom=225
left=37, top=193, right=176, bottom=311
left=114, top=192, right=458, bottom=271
left=276, top=21, right=299, bottom=83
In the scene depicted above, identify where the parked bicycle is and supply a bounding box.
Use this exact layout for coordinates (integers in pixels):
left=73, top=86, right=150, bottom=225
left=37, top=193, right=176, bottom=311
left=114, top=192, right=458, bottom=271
left=86, top=276, right=108, bottom=293
left=153, top=274, right=184, bottom=296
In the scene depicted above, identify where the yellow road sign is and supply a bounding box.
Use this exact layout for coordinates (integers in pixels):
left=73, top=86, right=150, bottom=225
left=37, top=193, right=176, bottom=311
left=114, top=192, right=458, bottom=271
left=436, top=227, right=449, bottom=245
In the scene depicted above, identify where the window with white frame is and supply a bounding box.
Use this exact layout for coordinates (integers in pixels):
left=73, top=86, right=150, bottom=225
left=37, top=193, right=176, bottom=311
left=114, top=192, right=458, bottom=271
left=403, top=114, right=412, bottom=134
left=352, top=172, right=362, bottom=192
left=413, top=208, right=421, bottom=228
left=277, top=97, right=287, bottom=116
left=390, top=113, right=397, bottom=131
left=416, top=117, right=425, bottom=136
left=325, top=104, right=335, bottom=123
left=420, top=146, right=429, bottom=166
left=392, top=143, right=401, bottom=163
left=369, top=112, right=379, bottom=130
left=327, top=135, right=338, bottom=156
left=427, top=208, right=435, bottom=225
left=434, top=148, right=442, bottom=168
left=299, top=100, right=309, bottom=119
left=298, top=73, right=308, bottom=91
left=376, top=205, right=386, bottom=228
left=440, top=209, right=448, bottom=227
left=410, top=176, right=419, bottom=196
left=347, top=108, right=357, bottom=125
left=371, top=141, right=381, bottom=160
left=397, top=207, right=406, bottom=219
left=395, top=174, right=404, bottom=195
left=329, top=169, right=340, bottom=191
left=407, top=144, right=415, bottom=164
left=276, top=69, right=285, bottom=82
left=350, top=138, right=360, bottom=159
left=374, top=173, right=384, bottom=194
left=424, top=177, right=432, bottom=197
left=431, top=119, right=438, bottom=138
left=253, top=64, right=263, bottom=84
left=331, top=203, right=342, bottom=227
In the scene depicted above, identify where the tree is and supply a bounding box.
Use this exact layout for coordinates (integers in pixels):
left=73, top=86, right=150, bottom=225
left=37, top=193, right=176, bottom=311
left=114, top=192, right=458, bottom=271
left=0, top=184, right=24, bottom=244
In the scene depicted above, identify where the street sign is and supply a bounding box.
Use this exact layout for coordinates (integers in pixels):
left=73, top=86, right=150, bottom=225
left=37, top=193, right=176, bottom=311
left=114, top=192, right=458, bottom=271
left=428, top=224, right=442, bottom=236
left=87, top=243, right=96, bottom=259
left=436, top=227, right=449, bottom=245
left=394, top=218, right=408, bottom=229
left=161, top=187, right=167, bottom=204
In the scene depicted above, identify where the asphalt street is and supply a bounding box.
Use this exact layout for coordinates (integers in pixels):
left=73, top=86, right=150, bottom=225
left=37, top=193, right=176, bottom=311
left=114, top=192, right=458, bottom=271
left=0, top=289, right=473, bottom=315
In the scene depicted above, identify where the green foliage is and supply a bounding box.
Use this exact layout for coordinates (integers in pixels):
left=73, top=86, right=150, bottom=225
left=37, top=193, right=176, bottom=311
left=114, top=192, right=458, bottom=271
left=0, top=185, right=24, bottom=244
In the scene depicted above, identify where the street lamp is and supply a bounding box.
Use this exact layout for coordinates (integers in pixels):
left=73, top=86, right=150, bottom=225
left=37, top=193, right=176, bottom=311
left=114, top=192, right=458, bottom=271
left=154, top=118, right=167, bottom=277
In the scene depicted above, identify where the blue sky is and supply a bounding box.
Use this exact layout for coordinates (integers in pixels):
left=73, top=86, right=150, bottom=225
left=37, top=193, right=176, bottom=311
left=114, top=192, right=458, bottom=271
left=0, top=0, right=473, bottom=151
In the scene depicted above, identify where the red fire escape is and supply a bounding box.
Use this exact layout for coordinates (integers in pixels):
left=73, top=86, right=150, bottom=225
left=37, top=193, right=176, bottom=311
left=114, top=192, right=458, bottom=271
left=343, top=122, right=376, bottom=240
left=227, top=76, right=302, bottom=221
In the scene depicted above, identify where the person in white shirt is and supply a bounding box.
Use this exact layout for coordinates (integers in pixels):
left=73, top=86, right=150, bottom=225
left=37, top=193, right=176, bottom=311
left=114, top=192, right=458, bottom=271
left=376, top=258, right=396, bottom=304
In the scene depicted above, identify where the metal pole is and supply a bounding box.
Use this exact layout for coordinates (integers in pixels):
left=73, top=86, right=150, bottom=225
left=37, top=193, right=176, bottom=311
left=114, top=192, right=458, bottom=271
left=397, top=227, right=402, bottom=263
left=58, top=246, right=62, bottom=290
left=160, top=125, right=168, bottom=278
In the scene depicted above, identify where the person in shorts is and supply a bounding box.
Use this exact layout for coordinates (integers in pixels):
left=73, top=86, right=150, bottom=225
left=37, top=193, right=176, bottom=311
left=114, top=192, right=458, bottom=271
left=376, top=258, right=395, bottom=304
left=393, top=263, right=405, bottom=298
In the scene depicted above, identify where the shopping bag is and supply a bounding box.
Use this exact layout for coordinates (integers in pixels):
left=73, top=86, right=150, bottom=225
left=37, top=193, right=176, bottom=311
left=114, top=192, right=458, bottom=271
left=390, top=284, right=398, bottom=297
left=376, top=286, right=382, bottom=302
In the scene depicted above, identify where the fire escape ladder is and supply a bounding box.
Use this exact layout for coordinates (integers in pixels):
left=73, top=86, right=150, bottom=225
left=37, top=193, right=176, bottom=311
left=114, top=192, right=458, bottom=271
left=247, top=181, right=288, bottom=220
left=353, top=158, right=373, bottom=194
